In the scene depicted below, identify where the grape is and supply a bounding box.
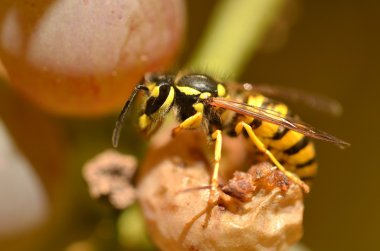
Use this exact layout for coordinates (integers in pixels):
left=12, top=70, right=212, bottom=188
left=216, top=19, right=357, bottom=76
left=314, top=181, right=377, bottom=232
left=0, top=0, right=185, bottom=116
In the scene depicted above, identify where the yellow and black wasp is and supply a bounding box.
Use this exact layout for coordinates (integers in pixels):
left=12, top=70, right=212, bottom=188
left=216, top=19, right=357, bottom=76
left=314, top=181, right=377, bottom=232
left=112, top=72, right=349, bottom=195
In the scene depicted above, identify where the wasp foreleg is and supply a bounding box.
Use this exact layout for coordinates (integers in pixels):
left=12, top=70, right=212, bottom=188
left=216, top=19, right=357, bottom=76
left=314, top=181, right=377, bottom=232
left=172, top=112, right=203, bottom=137
left=172, top=103, right=206, bottom=137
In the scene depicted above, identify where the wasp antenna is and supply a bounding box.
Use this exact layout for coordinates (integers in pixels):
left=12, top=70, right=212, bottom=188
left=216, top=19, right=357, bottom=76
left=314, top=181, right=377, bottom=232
left=112, top=121, right=122, bottom=148
left=112, top=85, right=149, bottom=148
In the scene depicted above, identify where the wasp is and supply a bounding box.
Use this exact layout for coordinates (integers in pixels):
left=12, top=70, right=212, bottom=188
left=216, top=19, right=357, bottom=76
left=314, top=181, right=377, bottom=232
left=112, top=72, right=349, bottom=195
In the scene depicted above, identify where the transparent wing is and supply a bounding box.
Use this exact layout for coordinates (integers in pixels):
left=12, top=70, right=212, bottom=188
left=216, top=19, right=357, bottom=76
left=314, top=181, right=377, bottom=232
left=227, top=82, right=343, bottom=116
left=209, top=97, right=350, bottom=148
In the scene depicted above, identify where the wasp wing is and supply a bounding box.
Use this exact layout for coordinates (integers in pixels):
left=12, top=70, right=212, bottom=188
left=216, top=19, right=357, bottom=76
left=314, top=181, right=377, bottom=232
left=209, top=97, right=350, bottom=148
left=227, top=82, right=343, bottom=116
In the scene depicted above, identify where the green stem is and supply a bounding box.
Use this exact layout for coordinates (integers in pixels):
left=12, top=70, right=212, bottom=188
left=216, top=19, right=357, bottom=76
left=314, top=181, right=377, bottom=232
left=187, top=0, right=286, bottom=79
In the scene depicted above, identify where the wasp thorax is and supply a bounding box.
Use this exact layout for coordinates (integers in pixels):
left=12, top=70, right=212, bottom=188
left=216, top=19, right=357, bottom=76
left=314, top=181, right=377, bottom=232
left=176, top=74, right=219, bottom=95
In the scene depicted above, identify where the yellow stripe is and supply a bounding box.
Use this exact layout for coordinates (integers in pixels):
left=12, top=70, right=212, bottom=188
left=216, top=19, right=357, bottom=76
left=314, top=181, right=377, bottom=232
left=272, top=103, right=288, bottom=117
left=295, top=163, right=318, bottom=177
left=254, top=122, right=275, bottom=137
left=270, top=130, right=304, bottom=150
left=217, top=84, right=226, bottom=97
left=242, top=95, right=265, bottom=124
left=247, top=94, right=265, bottom=107
left=146, top=83, right=156, bottom=92
left=199, top=92, right=211, bottom=99
left=138, top=114, right=151, bottom=130
left=176, top=86, right=201, bottom=95
left=285, top=142, right=316, bottom=164
left=254, top=102, right=288, bottom=138
left=193, top=103, right=204, bottom=112
left=151, top=86, right=160, bottom=97
left=158, top=86, right=175, bottom=114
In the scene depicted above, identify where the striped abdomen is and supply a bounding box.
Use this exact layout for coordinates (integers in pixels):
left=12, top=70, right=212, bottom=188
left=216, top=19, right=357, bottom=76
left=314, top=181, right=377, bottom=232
left=236, top=94, right=318, bottom=181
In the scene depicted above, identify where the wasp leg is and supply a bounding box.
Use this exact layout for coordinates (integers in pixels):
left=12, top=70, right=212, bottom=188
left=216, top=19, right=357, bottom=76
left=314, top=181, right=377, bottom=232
left=235, top=122, right=310, bottom=193
left=209, top=130, right=222, bottom=203
left=172, top=112, right=203, bottom=137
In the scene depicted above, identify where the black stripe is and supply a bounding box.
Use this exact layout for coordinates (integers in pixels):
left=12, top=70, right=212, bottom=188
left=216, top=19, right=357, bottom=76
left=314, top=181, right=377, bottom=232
left=250, top=119, right=262, bottom=129
left=261, top=100, right=272, bottom=107
left=296, top=157, right=316, bottom=169
left=300, top=176, right=314, bottom=182
left=272, top=127, right=289, bottom=140
left=249, top=99, right=271, bottom=129
left=286, top=109, right=295, bottom=118
left=284, top=137, right=309, bottom=155
left=145, top=85, right=170, bottom=115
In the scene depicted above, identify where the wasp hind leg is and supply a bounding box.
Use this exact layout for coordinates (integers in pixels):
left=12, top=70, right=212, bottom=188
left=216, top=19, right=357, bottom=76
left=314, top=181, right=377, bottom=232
left=235, top=122, right=310, bottom=193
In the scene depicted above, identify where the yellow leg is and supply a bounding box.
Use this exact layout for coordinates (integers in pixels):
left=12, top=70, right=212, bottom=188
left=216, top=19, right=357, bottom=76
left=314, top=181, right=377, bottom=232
left=211, top=130, right=222, bottom=190
left=172, top=112, right=203, bottom=136
left=208, top=129, right=222, bottom=204
left=235, top=122, right=310, bottom=193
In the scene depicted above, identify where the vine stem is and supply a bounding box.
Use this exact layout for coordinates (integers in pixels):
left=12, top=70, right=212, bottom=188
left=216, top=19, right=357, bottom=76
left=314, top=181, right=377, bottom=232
left=187, top=0, right=286, bottom=79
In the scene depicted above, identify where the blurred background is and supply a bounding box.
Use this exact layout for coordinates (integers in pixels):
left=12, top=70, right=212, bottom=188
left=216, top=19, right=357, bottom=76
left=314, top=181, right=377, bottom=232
left=188, top=0, right=379, bottom=249
left=0, top=0, right=379, bottom=250
left=229, top=1, right=378, bottom=250
left=241, top=2, right=379, bottom=250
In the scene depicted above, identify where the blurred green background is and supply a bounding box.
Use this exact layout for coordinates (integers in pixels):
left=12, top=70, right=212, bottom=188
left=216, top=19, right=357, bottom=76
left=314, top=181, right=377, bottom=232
left=0, top=0, right=379, bottom=250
